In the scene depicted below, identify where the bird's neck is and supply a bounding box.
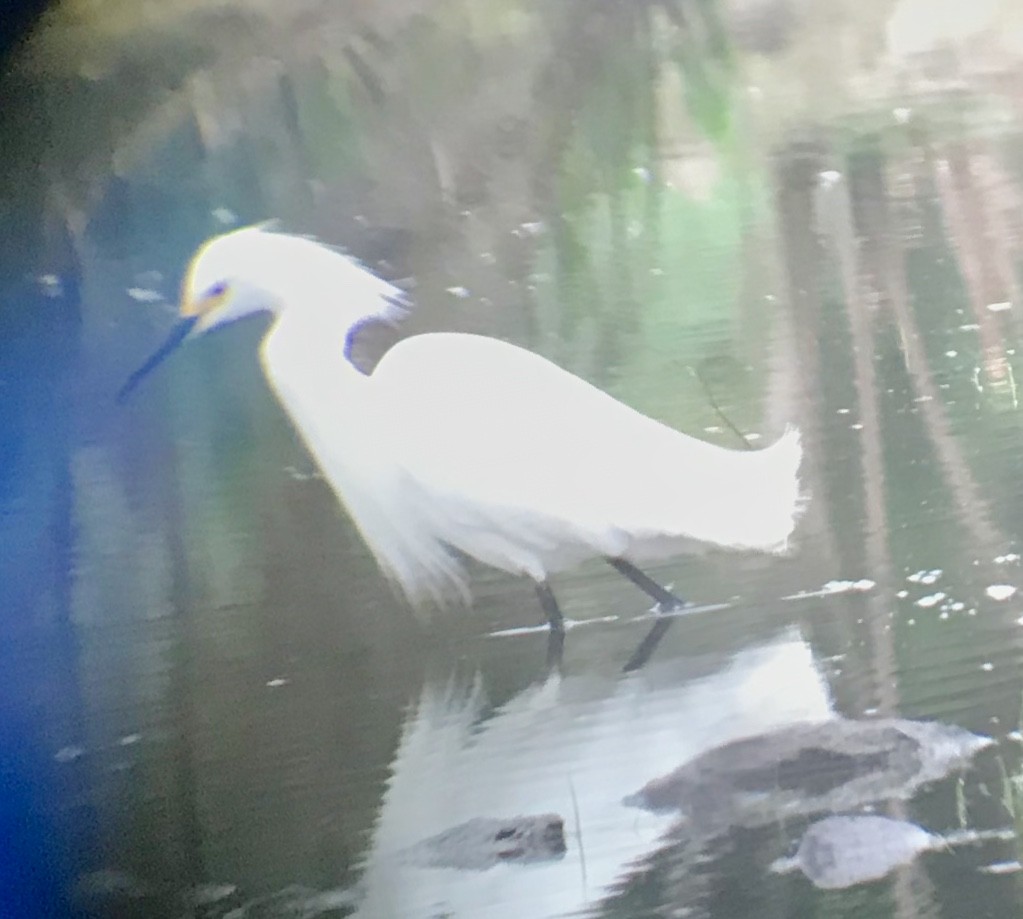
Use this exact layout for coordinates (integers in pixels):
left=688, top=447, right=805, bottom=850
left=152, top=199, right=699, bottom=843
left=260, top=310, right=368, bottom=394
left=257, top=310, right=382, bottom=483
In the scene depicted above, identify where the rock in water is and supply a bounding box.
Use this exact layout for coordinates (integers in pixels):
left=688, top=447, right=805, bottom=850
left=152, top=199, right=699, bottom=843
left=401, top=814, right=566, bottom=870
left=771, top=814, right=937, bottom=888
left=623, top=718, right=992, bottom=831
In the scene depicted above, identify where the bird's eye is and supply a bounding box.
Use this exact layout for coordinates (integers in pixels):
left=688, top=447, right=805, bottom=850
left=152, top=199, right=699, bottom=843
left=206, top=281, right=228, bottom=299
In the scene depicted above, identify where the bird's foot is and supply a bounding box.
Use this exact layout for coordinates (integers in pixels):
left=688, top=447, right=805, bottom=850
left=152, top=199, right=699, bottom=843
left=652, top=587, right=686, bottom=615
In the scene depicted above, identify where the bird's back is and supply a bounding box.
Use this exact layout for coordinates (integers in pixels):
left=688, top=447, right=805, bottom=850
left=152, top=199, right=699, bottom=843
left=369, top=333, right=803, bottom=582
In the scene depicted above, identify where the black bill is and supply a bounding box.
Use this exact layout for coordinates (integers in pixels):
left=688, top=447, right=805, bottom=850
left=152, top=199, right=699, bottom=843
left=117, top=315, right=199, bottom=403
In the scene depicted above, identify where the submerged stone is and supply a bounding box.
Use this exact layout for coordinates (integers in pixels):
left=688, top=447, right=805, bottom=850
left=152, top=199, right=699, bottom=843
left=771, top=814, right=937, bottom=888
left=400, top=813, right=567, bottom=870
left=623, top=718, right=992, bottom=831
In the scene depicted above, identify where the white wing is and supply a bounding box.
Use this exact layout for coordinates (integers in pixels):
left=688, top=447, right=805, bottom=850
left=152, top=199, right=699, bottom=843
left=370, top=333, right=803, bottom=579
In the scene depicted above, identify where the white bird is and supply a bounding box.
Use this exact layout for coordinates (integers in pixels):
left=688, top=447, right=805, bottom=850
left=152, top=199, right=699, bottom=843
left=120, top=225, right=804, bottom=631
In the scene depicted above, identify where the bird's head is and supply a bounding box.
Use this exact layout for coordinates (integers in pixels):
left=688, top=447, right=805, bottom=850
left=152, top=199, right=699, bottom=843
left=179, top=224, right=286, bottom=335
left=117, top=225, right=281, bottom=401
left=118, top=224, right=410, bottom=401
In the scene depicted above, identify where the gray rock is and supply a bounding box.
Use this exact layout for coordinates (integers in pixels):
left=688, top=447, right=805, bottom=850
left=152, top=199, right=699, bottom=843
left=772, top=815, right=938, bottom=888
left=624, top=718, right=992, bottom=832
left=400, top=813, right=566, bottom=870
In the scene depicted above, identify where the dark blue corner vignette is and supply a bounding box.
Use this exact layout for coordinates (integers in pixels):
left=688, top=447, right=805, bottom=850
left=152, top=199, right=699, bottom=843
left=0, top=0, right=49, bottom=61
left=2, top=3, right=82, bottom=917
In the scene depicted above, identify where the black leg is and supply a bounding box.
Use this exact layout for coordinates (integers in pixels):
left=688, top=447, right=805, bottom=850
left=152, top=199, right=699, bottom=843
left=535, top=581, right=566, bottom=632
left=545, top=626, right=565, bottom=671
left=622, top=619, right=673, bottom=672
left=606, top=558, right=686, bottom=611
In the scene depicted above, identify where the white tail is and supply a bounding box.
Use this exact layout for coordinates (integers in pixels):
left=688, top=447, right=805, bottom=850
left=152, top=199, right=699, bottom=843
left=746, top=425, right=805, bottom=553
left=615, top=425, right=806, bottom=562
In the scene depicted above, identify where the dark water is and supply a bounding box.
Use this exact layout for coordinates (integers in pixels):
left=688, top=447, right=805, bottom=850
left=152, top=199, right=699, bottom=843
left=4, top=1, right=1023, bottom=916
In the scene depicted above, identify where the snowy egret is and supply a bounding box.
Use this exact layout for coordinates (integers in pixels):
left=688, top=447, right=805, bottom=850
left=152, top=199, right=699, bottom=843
left=120, top=226, right=804, bottom=631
